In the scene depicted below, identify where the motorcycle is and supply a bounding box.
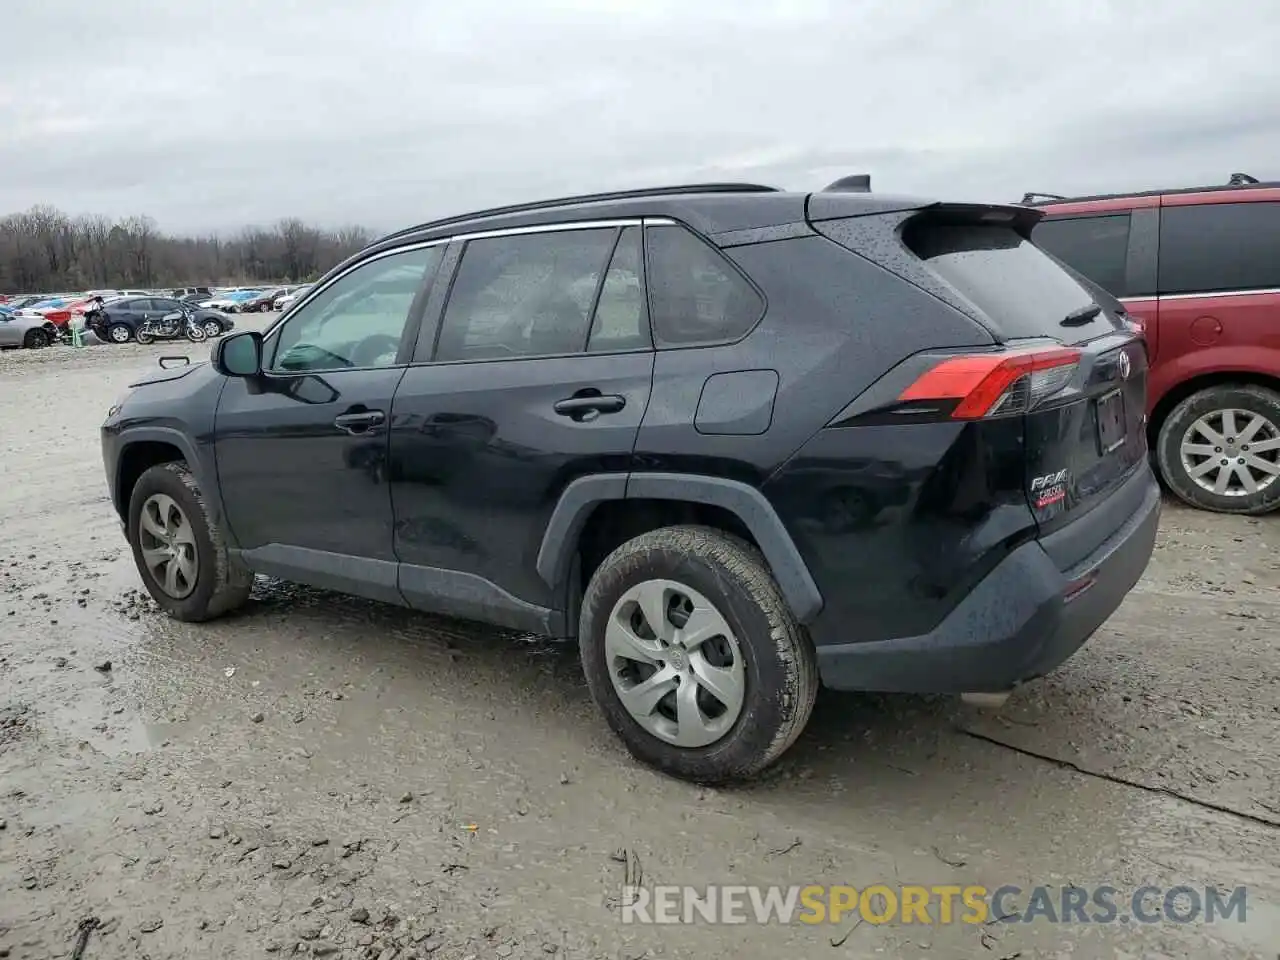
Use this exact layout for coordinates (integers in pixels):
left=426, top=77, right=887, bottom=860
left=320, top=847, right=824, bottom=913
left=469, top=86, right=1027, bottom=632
left=135, top=308, right=208, bottom=345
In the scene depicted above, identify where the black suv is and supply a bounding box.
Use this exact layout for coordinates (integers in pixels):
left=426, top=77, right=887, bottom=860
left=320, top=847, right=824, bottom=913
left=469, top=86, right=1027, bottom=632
left=101, top=181, right=1160, bottom=782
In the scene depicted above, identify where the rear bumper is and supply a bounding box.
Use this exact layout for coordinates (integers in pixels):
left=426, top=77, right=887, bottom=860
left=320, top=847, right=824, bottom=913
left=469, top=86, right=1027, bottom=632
left=816, top=466, right=1161, bottom=693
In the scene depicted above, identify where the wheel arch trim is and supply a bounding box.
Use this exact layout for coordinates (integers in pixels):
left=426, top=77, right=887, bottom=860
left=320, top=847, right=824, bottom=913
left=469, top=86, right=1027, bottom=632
left=536, top=471, right=823, bottom=623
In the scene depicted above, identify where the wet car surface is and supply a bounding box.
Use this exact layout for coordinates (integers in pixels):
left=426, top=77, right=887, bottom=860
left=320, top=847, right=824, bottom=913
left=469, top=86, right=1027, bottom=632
left=1, top=318, right=1278, bottom=958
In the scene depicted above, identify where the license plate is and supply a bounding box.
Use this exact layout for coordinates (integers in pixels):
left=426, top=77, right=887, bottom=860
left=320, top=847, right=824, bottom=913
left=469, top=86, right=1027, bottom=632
left=1096, top=389, right=1127, bottom=454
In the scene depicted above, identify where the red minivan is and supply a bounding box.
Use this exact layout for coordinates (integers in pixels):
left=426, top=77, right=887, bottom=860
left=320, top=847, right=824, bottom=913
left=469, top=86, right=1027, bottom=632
left=1026, top=174, right=1280, bottom=515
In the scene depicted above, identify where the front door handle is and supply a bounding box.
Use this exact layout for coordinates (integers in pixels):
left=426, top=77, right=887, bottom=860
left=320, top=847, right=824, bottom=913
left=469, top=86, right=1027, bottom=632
left=334, top=410, right=386, bottom=434
left=553, top=394, right=626, bottom=422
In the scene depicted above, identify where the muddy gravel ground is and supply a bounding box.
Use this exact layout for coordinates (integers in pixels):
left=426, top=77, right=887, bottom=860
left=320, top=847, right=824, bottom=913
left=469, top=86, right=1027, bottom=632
left=1, top=333, right=1278, bottom=959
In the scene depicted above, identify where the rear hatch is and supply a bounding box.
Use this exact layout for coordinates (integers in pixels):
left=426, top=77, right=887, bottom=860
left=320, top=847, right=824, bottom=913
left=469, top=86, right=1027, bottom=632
left=808, top=199, right=1149, bottom=564
left=900, top=207, right=1149, bottom=548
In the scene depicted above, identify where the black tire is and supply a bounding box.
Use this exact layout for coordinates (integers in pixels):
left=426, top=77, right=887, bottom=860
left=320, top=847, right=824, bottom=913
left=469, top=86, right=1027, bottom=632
left=202, top=319, right=223, bottom=338
left=135, top=329, right=154, bottom=344
left=107, top=323, right=133, bottom=344
left=578, top=525, right=819, bottom=783
left=22, top=328, right=50, bottom=349
left=127, top=462, right=253, bottom=621
left=1156, top=384, right=1280, bottom=515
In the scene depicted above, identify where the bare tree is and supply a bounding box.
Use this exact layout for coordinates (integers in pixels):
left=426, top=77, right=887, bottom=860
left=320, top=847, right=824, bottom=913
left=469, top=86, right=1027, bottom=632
left=0, top=205, right=376, bottom=293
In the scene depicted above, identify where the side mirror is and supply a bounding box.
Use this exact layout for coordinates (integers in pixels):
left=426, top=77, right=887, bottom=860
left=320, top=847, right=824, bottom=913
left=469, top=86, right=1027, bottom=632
left=212, top=330, right=263, bottom=377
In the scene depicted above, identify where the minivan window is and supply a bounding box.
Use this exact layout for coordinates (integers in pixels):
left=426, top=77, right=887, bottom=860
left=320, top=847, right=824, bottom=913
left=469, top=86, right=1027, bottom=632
left=644, top=223, right=763, bottom=347
left=434, top=228, right=616, bottom=362
left=1157, top=202, right=1280, bottom=295
left=1031, top=213, right=1131, bottom=297
left=907, top=224, right=1116, bottom=343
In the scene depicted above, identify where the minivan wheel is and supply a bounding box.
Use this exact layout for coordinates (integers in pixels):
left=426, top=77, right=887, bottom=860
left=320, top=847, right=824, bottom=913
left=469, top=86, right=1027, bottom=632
left=1157, top=384, right=1280, bottom=515
left=579, top=525, right=818, bottom=783
left=127, top=462, right=253, bottom=621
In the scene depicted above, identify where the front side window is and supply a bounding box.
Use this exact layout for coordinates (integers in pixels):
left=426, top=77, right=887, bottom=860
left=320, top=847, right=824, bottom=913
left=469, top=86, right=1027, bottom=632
left=644, top=224, right=764, bottom=347
left=434, top=228, right=616, bottom=362
left=1032, top=213, right=1131, bottom=296
left=268, top=245, right=441, bottom=372
left=1157, top=202, right=1280, bottom=295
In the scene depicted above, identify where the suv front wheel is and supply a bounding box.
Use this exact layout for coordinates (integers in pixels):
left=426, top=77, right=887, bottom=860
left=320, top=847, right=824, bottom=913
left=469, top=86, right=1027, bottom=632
left=1156, top=384, right=1280, bottom=514
left=578, top=525, right=819, bottom=783
left=127, top=462, right=254, bottom=621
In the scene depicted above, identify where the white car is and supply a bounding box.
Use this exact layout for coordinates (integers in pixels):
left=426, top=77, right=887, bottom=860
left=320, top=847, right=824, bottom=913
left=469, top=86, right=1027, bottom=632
left=274, top=285, right=313, bottom=311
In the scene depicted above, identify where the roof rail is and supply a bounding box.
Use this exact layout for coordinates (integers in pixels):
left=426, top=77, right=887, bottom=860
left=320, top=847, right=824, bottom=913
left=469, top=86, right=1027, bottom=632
left=1020, top=191, right=1068, bottom=204
left=823, top=174, right=871, bottom=193
left=374, top=182, right=782, bottom=245
left=1228, top=172, right=1259, bottom=185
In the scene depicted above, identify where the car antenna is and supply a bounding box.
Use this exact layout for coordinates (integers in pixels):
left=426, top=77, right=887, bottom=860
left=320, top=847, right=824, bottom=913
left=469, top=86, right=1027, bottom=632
left=822, top=174, right=871, bottom=192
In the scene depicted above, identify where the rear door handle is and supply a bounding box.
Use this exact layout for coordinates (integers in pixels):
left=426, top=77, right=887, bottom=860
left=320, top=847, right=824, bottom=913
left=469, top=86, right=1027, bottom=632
left=334, top=410, right=386, bottom=434
left=553, top=394, right=626, bottom=421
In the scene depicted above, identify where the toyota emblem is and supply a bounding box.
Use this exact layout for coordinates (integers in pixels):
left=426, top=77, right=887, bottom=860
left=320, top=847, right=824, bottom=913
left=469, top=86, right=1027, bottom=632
left=1118, top=351, right=1131, bottom=380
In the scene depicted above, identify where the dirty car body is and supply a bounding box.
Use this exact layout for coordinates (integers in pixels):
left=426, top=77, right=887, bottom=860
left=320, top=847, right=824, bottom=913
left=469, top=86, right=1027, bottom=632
left=101, top=180, right=1160, bottom=780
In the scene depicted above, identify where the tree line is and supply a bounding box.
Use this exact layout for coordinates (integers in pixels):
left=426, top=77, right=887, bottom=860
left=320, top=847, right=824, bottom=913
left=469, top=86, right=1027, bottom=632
left=0, top=205, right=375, bottom=294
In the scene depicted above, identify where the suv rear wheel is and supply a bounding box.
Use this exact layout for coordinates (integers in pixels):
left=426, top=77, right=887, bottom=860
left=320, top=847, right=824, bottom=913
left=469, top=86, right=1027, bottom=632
left=1156, top=384, right=1280, bottom=514
left=578, top=525, right=818, bottom=783
left=127, top=462, right=254, bottom=621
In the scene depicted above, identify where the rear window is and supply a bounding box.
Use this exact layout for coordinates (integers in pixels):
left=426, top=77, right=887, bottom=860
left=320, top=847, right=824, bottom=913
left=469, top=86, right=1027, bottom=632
left=906, top=223, right=1115, bottom=342
left=1031, top=213, right=1131, bottom=296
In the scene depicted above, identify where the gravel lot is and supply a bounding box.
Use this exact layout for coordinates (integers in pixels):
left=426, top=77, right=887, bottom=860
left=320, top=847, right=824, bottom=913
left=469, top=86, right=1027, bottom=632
left=2, top=320, right=1278, bottom=959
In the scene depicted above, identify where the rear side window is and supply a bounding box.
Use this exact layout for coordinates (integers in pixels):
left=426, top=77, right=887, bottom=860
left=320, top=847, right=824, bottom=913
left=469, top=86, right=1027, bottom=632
left=588, top=226, right=650, bottom=353
left=1157, top=202, right=1280, bottom=295
left=435, top=228, right=615, bottom=362
left=906, top=223, right=1113, bottom=342
left=645, top=224, right=763, bottom=347
left=1031, top=214, right=1131, bottom=296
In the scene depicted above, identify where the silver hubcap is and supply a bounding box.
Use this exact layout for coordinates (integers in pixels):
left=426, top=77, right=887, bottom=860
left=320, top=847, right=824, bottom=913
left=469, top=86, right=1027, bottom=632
left=605, top=580, right=745, bottom=748
left=138, top=494, right=199, bottom=598
left=110, top=326, right=129, bottom=342
left=1180, top=408, right=1280, bottom=497
left=203, top=321, right=221, bottom=336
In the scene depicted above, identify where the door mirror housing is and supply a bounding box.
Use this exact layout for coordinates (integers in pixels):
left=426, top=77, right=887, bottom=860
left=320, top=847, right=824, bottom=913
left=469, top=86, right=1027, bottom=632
left=213, top=330, right=263, bottom=377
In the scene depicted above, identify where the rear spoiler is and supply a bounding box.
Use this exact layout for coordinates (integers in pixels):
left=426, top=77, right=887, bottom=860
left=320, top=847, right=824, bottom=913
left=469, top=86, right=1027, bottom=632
left=807, top=196, right=1045, bottom=239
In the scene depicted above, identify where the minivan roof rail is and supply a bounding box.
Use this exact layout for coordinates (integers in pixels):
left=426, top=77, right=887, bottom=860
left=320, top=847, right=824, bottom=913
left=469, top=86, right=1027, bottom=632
left=376, top=182, right=783, bottom=244
left=1020, top=192, right=1068, bottom=204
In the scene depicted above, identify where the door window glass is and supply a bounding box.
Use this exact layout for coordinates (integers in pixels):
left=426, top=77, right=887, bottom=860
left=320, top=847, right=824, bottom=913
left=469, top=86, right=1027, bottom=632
left=434, top=228, right=616, bottom=362
left=268, top=245, right=441, bottom=372
left=587, top=226, right=651, bottom=352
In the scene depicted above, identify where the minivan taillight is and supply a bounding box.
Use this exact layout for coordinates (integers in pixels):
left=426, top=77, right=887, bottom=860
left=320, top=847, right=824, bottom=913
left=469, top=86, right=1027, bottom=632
left=899, top=347, right=1081, bottom=419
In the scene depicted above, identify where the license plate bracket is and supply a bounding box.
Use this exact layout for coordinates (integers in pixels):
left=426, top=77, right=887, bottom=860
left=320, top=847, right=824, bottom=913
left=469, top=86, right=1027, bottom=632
left=1096, top=388, right=1127, bottom=454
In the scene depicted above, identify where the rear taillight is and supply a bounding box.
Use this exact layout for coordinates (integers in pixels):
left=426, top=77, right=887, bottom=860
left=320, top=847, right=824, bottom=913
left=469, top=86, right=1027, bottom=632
left=899, top=346, right=1081, bottom=419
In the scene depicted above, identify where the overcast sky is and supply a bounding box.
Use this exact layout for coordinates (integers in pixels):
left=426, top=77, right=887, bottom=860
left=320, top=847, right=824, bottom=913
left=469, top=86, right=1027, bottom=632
left=4, top=0, right=1279, bottom=235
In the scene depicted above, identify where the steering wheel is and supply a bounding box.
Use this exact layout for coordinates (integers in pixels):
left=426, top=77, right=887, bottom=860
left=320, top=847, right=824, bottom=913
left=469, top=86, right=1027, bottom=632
left=349, top=334, right=402, bottom=368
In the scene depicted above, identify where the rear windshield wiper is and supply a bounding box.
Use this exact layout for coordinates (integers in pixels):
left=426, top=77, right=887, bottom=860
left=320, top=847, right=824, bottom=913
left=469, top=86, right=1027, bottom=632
left=1061, top=303, right=1101, bottom=327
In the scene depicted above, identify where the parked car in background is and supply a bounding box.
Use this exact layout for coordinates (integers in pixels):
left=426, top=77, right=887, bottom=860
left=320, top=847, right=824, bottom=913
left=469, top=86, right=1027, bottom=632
left=101, top=179, right=1158, bottom=782
left=87, top=296, right=234, bottom=343
left=200, top=290, right=261, bottom=313
left=274, top=285, right=312, bottom=311
left=240, top=288, right=287, bottom=312
left=0, top=309, right=60, bottom=349
left=1027, top=173, right=1280, bottom=515
left=172, top=287, right=213, bottom=301
left=19, top=296, right=95, bottom=328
